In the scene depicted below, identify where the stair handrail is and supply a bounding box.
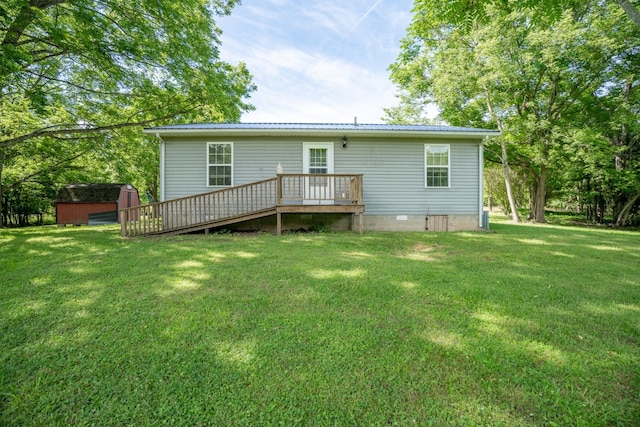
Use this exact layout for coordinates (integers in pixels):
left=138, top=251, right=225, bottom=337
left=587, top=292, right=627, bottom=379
left=120, top=177, right=278, bottom=237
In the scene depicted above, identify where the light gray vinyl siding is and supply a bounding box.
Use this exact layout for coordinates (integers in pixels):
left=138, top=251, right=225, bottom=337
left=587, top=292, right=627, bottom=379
left=163, top=136, right=481, bottom=215
left=234, top=139, right=303, bottom=183
left=334, top=138, right=480, bottom=215
left=164, top=138, right=208, bottom=199
left=163, top=136, right=307, bottom=200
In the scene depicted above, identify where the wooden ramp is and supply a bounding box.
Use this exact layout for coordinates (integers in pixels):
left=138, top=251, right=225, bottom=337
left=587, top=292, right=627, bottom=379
left=120, top=174, right=364, bottom=237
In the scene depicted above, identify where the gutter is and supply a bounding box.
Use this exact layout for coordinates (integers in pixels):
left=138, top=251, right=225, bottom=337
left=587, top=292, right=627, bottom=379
left=479, top=138, right=485, bottom=228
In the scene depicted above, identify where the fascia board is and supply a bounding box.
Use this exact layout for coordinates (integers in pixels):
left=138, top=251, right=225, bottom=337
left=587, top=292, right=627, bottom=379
left=143, top=128, right=500, bottom=140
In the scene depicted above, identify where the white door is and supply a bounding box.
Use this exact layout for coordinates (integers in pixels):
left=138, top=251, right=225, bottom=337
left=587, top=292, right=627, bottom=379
left=303, top=142, right=334, bottom=204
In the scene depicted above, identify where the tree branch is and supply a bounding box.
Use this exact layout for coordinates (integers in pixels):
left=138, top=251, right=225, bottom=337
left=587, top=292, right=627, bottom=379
left=24, top=69, right=131, bottom=96
left=1, top=0, right=66, bottom=47
left=0, top=103, right=200, bottom=148
left=615, top=0, right=640, bottom=26
left=6, top=150, right=88, bottom=189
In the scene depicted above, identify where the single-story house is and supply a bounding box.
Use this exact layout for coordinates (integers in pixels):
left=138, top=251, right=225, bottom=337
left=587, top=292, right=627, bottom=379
left=120, top=123, right=498, bottom=236
left=57, top=183, right=140, bottom=226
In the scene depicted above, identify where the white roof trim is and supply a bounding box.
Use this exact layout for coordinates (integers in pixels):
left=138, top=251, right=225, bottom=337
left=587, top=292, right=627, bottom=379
left=143, top=125, right=499, bottom=140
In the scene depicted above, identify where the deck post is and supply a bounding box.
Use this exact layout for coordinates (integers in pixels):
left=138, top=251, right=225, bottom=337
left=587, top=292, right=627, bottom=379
left=276, top=173, right=282, bottom=205
left=276, top=211, right=282, bottom=235
left=358, top=211, right=364, bottom=234
left=120, top=210, right=126, bottom=237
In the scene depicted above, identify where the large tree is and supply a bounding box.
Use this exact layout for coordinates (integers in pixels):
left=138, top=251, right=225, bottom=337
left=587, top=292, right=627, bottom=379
left=0, top=0, right=254, bottom=224
left=387, top=1, right=638, bottom=223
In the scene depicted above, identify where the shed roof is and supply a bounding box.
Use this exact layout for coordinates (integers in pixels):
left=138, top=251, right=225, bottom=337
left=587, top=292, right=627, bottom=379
left=56, top=184, right=133, bottom=203
left=144, top=123, right=500, bottom=139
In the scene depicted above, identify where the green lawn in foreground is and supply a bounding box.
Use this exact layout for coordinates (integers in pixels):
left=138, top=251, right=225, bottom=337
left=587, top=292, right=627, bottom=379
left=1, top=219, right=639, bottom=426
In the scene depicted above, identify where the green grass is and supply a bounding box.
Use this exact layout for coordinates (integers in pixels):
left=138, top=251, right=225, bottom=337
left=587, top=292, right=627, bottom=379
left=1, top=219, right=639, bottom=426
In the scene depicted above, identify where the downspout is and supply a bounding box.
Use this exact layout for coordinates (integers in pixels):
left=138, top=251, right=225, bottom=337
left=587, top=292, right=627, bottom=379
left=479, top=138, right=485, bottom=228
left=156, top=133, right=166, bottom=202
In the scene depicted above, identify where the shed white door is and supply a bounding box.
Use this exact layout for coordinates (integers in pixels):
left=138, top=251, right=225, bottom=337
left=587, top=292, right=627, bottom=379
left=303, top=142, right=334, bottom=204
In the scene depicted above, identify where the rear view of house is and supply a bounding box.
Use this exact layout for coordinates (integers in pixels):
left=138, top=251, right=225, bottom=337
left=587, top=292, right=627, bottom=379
left=121, top=123, right=498, bottom=236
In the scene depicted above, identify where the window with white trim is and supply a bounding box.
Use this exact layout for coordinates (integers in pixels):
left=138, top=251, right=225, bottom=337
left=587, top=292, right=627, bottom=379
left=207, top=143, right=233, bottom=186
left=425, top=144, right=450, bottom=188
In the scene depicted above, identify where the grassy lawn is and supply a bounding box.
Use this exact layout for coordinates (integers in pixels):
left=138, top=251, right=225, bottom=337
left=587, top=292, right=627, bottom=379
left=1, top=219, right=639, bottom=426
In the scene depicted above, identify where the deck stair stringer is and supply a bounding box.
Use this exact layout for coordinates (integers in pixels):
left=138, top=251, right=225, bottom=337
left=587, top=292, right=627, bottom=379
left=149, top=208, right=277, bottom=236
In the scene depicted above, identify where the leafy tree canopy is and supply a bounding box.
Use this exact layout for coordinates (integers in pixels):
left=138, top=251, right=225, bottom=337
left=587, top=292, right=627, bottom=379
left=0, top=0, right=255, bottom=224
left=409, top=0, right=640, bottom=29
left=0, top=0, right=254, bottom=145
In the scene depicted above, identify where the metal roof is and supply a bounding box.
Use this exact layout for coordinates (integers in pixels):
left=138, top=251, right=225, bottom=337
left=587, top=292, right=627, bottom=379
left=55, top=183, right=135, bottom=203
left=144, top=123, right=499, bottom=139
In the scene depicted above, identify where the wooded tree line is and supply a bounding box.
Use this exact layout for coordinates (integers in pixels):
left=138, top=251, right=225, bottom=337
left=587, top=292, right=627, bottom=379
left=0, top=0, right=254, bottom=226
left=386, top=0, right=640, bottom=225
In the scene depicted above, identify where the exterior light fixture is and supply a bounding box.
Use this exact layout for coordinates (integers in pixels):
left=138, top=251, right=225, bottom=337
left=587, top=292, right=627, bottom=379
left=342, top=136, right=348, bottom=148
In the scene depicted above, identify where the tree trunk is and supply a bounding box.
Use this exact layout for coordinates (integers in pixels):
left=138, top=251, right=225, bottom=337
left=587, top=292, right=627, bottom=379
left=501, top=139, right=521, bottom=222
left=482, top=84, right=521, bottom=222
left=531, top=164, right=547, bottom=222
left=612, top=194, right=625, bottom=223
left=616, top=0, right=640, bottom=26
left=616, top=190, right=640, bottom=226
left=151, top=172, right=159, bottom=203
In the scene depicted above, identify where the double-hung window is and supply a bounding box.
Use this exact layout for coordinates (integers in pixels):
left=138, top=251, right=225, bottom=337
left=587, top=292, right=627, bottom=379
left=425, top=144, right=450, bottom=188
left=308, top=148, right=328, bottom=174
left=208, top=143, right=233, bottom=186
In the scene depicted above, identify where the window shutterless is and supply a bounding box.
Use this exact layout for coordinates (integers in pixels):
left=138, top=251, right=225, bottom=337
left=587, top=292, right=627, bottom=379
left=425, top=144, right=450, bottom=188
left=207, top=143, right=233, bottom=186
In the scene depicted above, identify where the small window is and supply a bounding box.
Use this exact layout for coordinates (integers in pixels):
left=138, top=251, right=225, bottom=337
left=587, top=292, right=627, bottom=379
left=308, top=148, right=328, bottom=174
left=208, top=143, right=233, bottom=186
left=425, top=144, right=450, bottom=188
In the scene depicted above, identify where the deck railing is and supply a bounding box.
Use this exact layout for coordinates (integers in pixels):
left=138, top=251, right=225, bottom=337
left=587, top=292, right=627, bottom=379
left=278, top=174, right=363, bottom=205
left=120, top=174, right=363, bottom=237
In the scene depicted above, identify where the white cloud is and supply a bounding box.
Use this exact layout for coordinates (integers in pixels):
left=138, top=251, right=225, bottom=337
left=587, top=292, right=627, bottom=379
left=218, top=0, right=415, bottom=123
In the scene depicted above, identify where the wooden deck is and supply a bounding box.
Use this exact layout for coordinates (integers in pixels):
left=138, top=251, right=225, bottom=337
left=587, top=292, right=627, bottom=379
left=119, top=174, right=364, bottom=237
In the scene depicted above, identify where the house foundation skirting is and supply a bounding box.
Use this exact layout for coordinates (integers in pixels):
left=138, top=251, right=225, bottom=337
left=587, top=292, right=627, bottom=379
left=363, top=214, right=481, bottom=232
left=211, top=213, right=480, bottom=233
left=212, top=212, right=359, bottom=233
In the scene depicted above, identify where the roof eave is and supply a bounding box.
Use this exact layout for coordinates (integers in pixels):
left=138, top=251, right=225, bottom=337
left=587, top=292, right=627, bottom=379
left=143, top=128, right=500, bottom=139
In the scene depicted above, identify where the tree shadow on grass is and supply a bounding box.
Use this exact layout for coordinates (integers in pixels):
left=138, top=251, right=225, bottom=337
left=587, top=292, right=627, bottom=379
left=1, top=224, right=639, bottom=425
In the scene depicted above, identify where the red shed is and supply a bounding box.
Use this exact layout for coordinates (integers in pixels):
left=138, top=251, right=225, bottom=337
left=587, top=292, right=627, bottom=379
left=56, top=184, right=140, bottom=226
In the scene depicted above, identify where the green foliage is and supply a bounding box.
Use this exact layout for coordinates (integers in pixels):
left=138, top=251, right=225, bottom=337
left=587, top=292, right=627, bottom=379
left=1, top=224, right=639, bottom=425
left=402, top=0, right=640, bottom=30
left=484, top=165, right=528, bottom=215
left=1, top=180, right=55, bottom=226
left=0, top=0, right=255, bottom=225
left=308, top=223, right=332, bottom=233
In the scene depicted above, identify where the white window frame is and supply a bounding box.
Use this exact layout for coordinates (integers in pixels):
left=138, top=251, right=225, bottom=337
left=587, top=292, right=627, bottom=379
left=424, top=144, right=450, bottom=188
left=207, top=142, right=233, bottom=187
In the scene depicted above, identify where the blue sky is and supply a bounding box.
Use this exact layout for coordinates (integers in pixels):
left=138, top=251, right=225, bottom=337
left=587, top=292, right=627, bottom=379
left=218, top=0, right=415, bottom=123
